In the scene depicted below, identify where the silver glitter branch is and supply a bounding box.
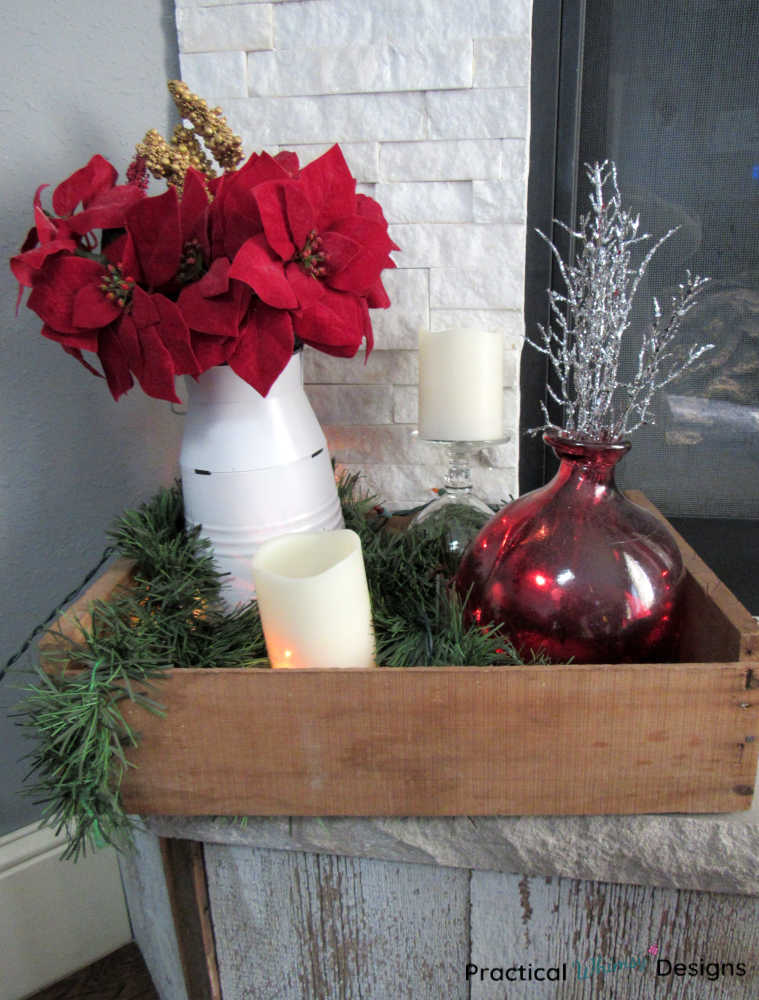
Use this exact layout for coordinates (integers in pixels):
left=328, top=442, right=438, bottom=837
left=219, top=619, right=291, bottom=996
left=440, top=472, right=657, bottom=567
left=527, top=161, right=713, bottom=442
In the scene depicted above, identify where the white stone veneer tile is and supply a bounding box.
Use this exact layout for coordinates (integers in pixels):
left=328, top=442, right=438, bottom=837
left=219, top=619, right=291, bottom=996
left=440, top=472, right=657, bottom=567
left=430, top=265, right=524, bottom=310
left=179, top=51, right=247, bottom=98
left=306, top=385, right=393, bottom=425
left=374, top=182, right=472, bottom=223
left=274, top=0, right=531, bottom=50
left=388, top=223, right=524, bottom=269
left=223, top=92, right=428, bottom=146
left=473, top=179, right=527, bottom=223
left=392, top=386, right=418, bottom=424
left=304, top=348, right=418, bottom=386
left=368, top=269, right=429, bottom=350
left=426, top=88, right=529, bottom=140
left=178, top=5, right=273, bottom=52
left=248, top=41, right=472, bottom=96
left=379, top=140, right=504, bottom=181
left=473, top=35, right=532, bottom=88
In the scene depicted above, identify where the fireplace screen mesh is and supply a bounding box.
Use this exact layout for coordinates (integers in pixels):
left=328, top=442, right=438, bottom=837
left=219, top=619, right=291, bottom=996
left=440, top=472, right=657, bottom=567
left=577, top=0, right=759, bottom=519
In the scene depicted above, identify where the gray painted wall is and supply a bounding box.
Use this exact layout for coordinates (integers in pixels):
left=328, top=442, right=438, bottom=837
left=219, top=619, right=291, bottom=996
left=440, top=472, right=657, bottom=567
left=0, top=1, right=181, bottom=835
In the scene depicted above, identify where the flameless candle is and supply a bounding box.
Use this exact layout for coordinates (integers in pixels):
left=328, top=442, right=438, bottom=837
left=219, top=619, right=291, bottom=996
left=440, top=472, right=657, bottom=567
left=418, top=328, right=503, bottom=441
left=252, top=529, right=375, bottom=669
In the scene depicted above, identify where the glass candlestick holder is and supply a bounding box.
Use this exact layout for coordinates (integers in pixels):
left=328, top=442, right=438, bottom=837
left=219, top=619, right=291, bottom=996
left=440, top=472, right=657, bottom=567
left=410, top=438, right=505, bottom=558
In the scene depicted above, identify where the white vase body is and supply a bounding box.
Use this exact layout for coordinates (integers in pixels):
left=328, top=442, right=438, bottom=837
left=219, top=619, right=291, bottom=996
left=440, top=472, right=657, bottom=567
left=180, top=351, right=343, bottom=606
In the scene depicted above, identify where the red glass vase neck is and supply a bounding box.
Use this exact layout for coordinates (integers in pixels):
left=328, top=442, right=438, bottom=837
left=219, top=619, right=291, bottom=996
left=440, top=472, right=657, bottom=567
left=544, top=432, right=630, bottom=491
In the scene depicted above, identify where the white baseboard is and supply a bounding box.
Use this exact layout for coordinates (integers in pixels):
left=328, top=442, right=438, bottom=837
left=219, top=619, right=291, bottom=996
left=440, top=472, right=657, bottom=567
left=0, top=822, right=132, bottom=1000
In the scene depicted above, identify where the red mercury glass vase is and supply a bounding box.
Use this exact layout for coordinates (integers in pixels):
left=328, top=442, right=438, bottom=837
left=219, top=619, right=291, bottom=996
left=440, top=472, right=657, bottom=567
left=454, top=432, right=685, bottom=664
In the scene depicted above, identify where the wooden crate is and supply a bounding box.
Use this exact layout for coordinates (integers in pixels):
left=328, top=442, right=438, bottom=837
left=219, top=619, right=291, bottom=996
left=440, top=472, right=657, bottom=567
left=41, top=492, right=759, bottom=817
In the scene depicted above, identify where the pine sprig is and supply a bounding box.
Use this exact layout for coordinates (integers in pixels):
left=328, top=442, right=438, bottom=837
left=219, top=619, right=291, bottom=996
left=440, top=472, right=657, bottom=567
left=20, top=477, right=533, bottom=859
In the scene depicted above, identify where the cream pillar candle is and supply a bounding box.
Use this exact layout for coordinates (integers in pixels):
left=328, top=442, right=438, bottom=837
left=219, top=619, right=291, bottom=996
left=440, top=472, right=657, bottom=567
left=418, top=328, right=503, bottom=441
left=252, top=529, right=375, bottom=669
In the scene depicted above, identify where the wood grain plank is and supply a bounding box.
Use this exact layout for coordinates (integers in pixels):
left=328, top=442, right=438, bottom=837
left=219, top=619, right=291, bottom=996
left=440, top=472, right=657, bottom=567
left=117, top=826, right=190, bottom=1000
left=627, top=491, right=759, bottom=662
left=118, top=660, right=758, bottom=816
left=160, top=839, right=221, bottom=1000
left=470, top=871, right=759, bottom=998
left=203, top=844, right=470, bottom=1000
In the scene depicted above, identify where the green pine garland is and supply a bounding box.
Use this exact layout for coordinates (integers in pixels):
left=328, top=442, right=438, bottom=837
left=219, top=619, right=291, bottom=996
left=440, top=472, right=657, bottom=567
left=19, top=477, right=533, bottom=860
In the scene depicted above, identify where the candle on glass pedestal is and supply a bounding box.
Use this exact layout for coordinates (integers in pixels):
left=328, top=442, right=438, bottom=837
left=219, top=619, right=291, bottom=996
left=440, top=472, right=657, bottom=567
left=252, top=529, right=375, bottom=669
left=418, top=328, right=503, bottom=442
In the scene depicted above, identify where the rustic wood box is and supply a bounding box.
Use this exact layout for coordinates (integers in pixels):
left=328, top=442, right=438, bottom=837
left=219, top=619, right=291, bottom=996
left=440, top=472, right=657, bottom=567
left=42, top=492, right=759, bottom=818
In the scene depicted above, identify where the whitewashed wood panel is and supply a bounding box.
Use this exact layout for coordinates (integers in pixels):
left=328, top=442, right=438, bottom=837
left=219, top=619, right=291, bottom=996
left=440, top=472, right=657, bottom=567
left=119, top=826, right=190, bottom=1000
left=470, top=872, right=759, bottom=999
left=204, top=845, right=470, bottom=999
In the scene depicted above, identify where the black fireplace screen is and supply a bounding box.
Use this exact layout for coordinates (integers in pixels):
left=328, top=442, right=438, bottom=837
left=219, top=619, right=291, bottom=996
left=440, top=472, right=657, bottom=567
left=523, top=0, right=759, bottom=608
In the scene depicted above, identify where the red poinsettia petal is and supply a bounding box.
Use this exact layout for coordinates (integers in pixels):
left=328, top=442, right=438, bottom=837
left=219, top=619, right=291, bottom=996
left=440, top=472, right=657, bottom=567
left=63, top=184, right=146, bottom=236
left=41, top=323, right=100, bottom=353
left=229, top=235, right=299, bottom=309
left=10, top=237, right=77, bottom=290
left=101, top=233, right=141, bottom=286
left=27, top=256, right=105, bottom=334
left=52, top=155, right=117, bottom=217
left=129, top=286, right=161, bottom=329
left=284, top=183, right=315, bottom=251
left=284, top=261, right=325, bottom=309
left=198, top=257, right=232, bottom=297
left=359, top=297, right=374, bottom=357
left=178, top=268, right=249, bottom=339
left=180, top=167, right=211, bottom=257
left=365, top=275, right=392, bottom=309
left=293, top=290, right=365, bottom=357
left=97, top=325, right=135, bottom=401
left=356, top=193, right=401, bottom=252
left=33, top=186, right=57, bottom=244
left=152, top=295, right=201, bottom=376
left=190, top=334, right=236, bottom=370
left=73, top=282, right=122, bottom=329
left=229, top=305, right=294, bottom=397
left=116, top=313, right=146, bottom=383
left=253, top=181, right=296, bottom=261
left=133, top=326, right=183, bottom=403
left=211, top=152, right=291, bottom=260
left=20, top=225, right=40, bottom=254
left=274, top=150, right=300, bottom=176
left=297, top=145, right=356, bottom=230
left=326, top=217, right=398, bottom=295
left=238, top=151, right=294, bottom=187
left=126, top=187, right=183, bottom=288
left=320, top=231, right=361, bottom=277
left=61, top=344, right=104, bottom=379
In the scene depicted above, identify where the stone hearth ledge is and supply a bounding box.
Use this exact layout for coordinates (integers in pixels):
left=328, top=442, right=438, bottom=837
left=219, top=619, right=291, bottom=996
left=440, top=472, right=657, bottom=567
left=141, top=763, right=759, bottom=897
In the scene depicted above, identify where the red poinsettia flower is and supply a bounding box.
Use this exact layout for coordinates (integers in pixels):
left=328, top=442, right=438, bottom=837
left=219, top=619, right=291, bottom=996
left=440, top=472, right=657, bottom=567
left=49, top=154, right=146, bottom=236
left=208, top=151, right=296, bottom=262
left=177, top=257, right=294, bottom=396
left=11, top=154, right=146, bottom=309
left=118, top=168, right=211, bottom=294
left=228, top=145, right=397, bottom=367
left=27, top=254, right=199, bottom=402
